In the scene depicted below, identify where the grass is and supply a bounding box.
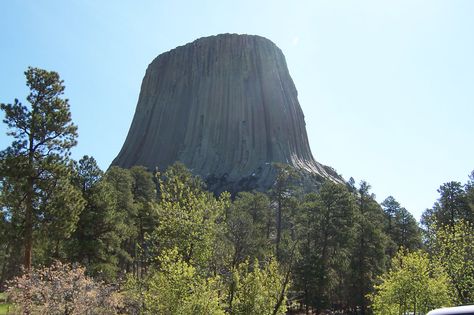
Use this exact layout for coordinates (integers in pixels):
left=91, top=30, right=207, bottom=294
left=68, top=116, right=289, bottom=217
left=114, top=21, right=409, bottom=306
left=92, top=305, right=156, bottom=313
left=0, top=292, right=12, bottom=315
left=0, top=304, right=11, bottom=315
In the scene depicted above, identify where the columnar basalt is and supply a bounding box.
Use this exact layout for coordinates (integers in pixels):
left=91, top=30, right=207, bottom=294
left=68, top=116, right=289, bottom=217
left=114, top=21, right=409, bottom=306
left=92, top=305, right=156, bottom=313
left=112, top=34, right=343, bottom=193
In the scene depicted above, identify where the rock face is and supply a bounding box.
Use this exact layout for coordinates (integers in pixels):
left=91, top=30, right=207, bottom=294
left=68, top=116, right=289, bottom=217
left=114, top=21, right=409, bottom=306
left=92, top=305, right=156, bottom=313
left=112, top=34, right=343, bottom=193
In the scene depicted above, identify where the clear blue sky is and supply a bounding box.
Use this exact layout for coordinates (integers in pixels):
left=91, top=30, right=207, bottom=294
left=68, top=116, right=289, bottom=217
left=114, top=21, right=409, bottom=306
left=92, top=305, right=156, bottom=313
left=1, top=0, right=473, bottom=220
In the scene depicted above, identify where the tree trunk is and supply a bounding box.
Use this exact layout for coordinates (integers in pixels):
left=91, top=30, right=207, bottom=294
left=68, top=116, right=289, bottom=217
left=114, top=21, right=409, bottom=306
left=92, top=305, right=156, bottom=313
left=276, top=196, right=282, bottom=259
left=24, top=104, right=37, bottom=272
left=228, top=278, right=236, bottom=313
left=272, top=264, right=291, bottom=315
left=273, top=242, right=298, bottom=315
left=24, top=176, right=34, bottom=271
left=413, top=295, right=417, bottom=315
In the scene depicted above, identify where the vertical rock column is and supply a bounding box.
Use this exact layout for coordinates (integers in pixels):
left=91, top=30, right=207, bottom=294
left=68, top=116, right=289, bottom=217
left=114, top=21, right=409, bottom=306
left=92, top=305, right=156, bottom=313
left=112, top=33, right=342, bottom=192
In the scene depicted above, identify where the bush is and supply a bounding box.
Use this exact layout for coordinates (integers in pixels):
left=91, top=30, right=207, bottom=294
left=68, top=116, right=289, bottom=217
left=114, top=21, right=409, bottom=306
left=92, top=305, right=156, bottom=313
left=6, top=260, right=123, bottom=314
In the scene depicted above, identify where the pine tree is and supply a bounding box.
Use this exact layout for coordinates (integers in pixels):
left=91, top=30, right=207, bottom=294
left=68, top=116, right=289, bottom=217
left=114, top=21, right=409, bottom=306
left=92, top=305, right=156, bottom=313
left=103, top=166, right=137, bottom=273
left=225, top=192, right=272, bottom=268
left=129, top=165, right=159, bottom=278
left=382, top=196, right=421, bottom=259
left=349, top=181, right=387, bottom=314
left=294, top=181, right=356, bottom=313
left=270, top=163, right=299, bottom=260
left=0, top=67, right=82, bottom=270
left=67, top=156, right=126, bottom=280
left=426, top=181, right=471, bottom=227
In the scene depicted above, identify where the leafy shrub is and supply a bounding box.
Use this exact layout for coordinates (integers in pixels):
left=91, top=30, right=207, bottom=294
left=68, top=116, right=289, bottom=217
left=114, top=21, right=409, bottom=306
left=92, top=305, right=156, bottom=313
left=126, top=248, right=223, bottom=315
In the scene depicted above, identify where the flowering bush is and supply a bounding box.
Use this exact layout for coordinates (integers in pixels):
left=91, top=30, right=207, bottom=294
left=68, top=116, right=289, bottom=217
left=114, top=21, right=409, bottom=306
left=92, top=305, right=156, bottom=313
left=6, top=260, right=123, bottom=314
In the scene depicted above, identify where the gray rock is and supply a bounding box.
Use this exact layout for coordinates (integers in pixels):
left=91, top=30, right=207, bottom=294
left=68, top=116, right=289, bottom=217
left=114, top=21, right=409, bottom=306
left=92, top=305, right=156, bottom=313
left=112, top=33, right=343, bottom=193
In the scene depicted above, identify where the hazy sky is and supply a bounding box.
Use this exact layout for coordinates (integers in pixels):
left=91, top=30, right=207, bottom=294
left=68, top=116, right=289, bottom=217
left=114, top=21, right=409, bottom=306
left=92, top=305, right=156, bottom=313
left=1, top=0, right=473, bottom=220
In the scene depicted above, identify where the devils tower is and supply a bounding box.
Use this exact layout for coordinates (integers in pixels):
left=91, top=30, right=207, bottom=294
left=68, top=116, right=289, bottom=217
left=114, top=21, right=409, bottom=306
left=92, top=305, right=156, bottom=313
left=112, top=34, right=342, bottom=193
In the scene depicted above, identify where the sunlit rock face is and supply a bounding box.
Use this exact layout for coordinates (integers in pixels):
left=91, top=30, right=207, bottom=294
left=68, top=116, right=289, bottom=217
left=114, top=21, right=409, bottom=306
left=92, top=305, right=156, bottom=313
left=112, top=34, right=343, bottom=193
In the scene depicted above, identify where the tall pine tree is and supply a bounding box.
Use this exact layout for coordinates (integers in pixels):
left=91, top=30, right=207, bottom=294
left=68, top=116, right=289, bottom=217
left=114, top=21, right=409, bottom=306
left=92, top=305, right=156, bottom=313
left=0, top=67, right=82, bottom=270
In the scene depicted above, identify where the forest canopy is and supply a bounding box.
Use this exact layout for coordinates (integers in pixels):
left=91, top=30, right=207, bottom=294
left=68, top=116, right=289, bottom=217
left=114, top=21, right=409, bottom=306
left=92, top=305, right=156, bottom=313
left=1, top=68, right=473, bottom=314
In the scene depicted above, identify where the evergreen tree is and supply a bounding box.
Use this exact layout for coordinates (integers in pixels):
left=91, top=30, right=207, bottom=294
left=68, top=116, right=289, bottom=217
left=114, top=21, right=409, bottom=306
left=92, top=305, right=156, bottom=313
left=74, top=155, right=103, bottom=191
left=270, top=163, right=299, bottom=260
left=425, top=181, right=471, bottom=227
left=0, top=188, right=21, bottom=288
left=0, top=165, right=26, bottom=284
left=294, top=181, right=356, bottom=313
left=349, top=181, right=387, bottom=314
left=382, top=196, right=421, bottom=259
left=226, top=192, right=273, bottom=268
left=381, top=196, right=400, bottom=259
left=68, top=156, right=127, bottom=280
left=346, top=177, right=357, bottom=193
left=104, top=166, right=137, bottom=273
left=39, top=175, right=85, bottom=262
left=466, top=171, right=474, bottom=212
left=129, top=165, right=159, bottom=278
left=394, top=207, right=421, bottom=250
left=0, top=67, right=82, bottom=270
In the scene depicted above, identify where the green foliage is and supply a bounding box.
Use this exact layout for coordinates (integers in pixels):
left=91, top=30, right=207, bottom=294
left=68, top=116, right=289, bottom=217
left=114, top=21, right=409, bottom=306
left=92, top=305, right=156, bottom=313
left=466, top=171, right=474, bottom=211
left=349, top=181, right=388, bottom=313
left=104, top=166, right=138, bottom=271
left=226, top=192, right=272, bottom=267
left=294, top=181, right=356, bottom=310
left=129, top=166, right=159, bottom=277
left=382, top=196, right=422, bottom=259
left=74, top=155, right=103, bottom=191
left=127, top=248, right=223, bottom=315
left=124, top=165, right=289, bottom=315
left=0, top=303, right=11, bottom=315
left=1, top=67, right=78, bottom=153
left=39, top=175, right=86, bottom=261
left=422, top=181, right=472, bottom=229
left=230, top=259, right=287, bottom=315
left=393, top=207, right=421, bottom=250
left=270, top=163, right=300, bottom=260
left=67, top=157, right=128, bottom=280
left=421, top=171, right=474, bottom=304
left=432, top=220, right=474, bottom=304
left=0, top=67, right=82, bottom=270
left=0, top=292, right=12, bottom=314
left=149, top=163, right=229, bottom=269
left=70, top=163, right=161, bottom=280
left=0, top=70, right=469, bottom=315
left=370, top=249, right=452, bottom=315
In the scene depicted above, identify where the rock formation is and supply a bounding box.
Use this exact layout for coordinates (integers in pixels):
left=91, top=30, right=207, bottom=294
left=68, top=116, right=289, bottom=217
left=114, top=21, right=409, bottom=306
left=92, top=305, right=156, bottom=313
left=112, top=33, right=343, bottom=193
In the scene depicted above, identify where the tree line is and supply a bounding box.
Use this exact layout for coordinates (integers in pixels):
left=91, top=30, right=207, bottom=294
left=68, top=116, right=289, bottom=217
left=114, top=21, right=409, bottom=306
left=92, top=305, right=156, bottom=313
left=0, top=68, right=473, bottom=314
